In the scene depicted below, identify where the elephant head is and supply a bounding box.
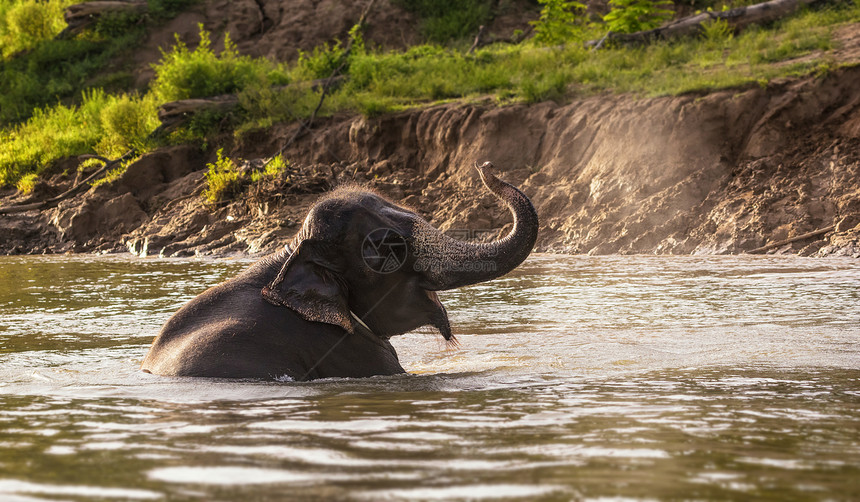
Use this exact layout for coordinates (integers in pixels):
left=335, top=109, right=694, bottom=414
left=261, top=161, right=539, bottom=343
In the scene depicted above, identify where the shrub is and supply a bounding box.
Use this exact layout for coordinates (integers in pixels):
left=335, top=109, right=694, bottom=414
left=250, top=154, right=289, bottom=182
left=15, top=173, right=38, bottom=194
left=297, top=41, right=347, bottom=80
left=202, top=148, right=245, bottom=203
left=93, top=8, right=147, bottom=38
left=0, top=0, right=73, bottom=58
left=0, top=0, right=197, bottom=124
left=532, top=0, right=587, bottom=46
left=151, top=26, right=270, bottom=103
left=700, top=16, right=734, bottom=50
left=263, top=154, right=289, bottom=176
left=0, top=89, right=156, bottom=187
left=96, top=93, right=160, bottom=158
left=603, top=0, right=675, bottom=34
left=238, top=80, right=320, bottom=132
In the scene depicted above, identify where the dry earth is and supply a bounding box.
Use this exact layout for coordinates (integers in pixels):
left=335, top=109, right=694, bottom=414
left=1, top=1, right=859, bottom=258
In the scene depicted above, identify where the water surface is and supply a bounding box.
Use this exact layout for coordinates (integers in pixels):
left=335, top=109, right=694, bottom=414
left=0, top=254, right=858, bottom=501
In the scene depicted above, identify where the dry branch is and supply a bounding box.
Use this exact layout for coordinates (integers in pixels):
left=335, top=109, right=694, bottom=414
left=157, top=95, right=240, bottom=129
left=468, top=25, right=532, bottom=54
left=0, top=149, right=138, bottom=215
left=747, top=225, right=835, bottom=254
left=57, top=1, right=148, bottom=39
left=156, top=77, right=346, bottom=130
left=587, top=0, right=827, bottom=48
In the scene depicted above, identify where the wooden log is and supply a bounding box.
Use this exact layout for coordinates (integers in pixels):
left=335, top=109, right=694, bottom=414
left=587, top=0, right=826, bottom=48
left=57, top=1, right=148, bottom=39
left=468, top=25, right=532, bottom=54
left=157, top=95, right=240, bottom=129
left=156, top=77, right=346, bottom=129
left=747, top=225, right=835, bottom=254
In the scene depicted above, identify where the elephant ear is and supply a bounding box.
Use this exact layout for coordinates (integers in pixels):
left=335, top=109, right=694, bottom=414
left=261, top=240, right=353, bottom=334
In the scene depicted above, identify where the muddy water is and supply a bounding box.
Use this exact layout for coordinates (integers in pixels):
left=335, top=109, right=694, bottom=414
left=0, top=254, right=858, bottom=501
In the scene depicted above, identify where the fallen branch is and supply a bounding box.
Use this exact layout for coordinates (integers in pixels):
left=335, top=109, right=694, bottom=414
left=157, top=95, right=240, bottom=130
left=57, top=1, right=148, bottom=39
left=156, top=77, right=346, bottom=130
left=468, top=25, right=532, bottom=54
left=748, top=225, right=835, bottom=254
left=0, top=150, right=136, bottom=215
left=587, top=0, right=827, bottom=48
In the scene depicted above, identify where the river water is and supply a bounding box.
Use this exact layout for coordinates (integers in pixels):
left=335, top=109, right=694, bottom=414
left=0, top=254, right=858, bottom=501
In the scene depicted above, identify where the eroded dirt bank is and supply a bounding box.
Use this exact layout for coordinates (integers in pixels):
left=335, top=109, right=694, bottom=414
left=2, top=65, right=859, bottom=258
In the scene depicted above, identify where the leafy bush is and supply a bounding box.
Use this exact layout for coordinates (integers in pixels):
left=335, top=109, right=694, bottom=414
left=0, top=0, right=196, bottom=124
left=0, top=0, right=74, bottom=58
left=238, top=80, right=320, bottom=132
left=96, top=93, right=160, bottom=157
left=532, top=0, right=587, bottom=46
left=250, top=154, right=289, bottom=182
left=93, top=8, right=147, bottom=38
left=0, top=90, right=105, bottom=186
left=297, top=41, right=347, bottom=80
left=15, top=173, right=38, bottom=194
left=0, top=89, right=155, bottom=187
left=151, top=26, right=270, bottom=102
left=700, top=16, right=734, bottom=50
left=603, top=0, right=674, bottom=33
left=202, top=148, right=245, bottom=203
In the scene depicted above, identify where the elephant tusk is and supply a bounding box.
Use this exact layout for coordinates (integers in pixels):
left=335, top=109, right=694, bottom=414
left=350, top=311, right=375, bottom=335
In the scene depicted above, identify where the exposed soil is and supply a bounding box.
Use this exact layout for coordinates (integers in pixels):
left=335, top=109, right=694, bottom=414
left=1, top=2, right=858, bottom=258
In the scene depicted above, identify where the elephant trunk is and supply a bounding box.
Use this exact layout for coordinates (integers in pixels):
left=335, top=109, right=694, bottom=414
left=413, top=162, right=539, bottom=291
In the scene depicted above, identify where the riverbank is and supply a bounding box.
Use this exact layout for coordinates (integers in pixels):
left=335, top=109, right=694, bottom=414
left=1, top=62, right=859, bottom=258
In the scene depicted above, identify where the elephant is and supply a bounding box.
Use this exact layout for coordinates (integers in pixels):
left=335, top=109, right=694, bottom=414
left=140, top=161, right=538, bottom=380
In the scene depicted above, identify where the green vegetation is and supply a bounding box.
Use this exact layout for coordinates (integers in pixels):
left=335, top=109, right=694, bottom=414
left=152, top=28, right=288, bottom=102
left=603, top=0, right=674, bottom=33
left=0, top=89, right=159, bottom=186
left=1, top=0, right=859, bottom=192
left=0, top=0, right=195, bottom=124
left=202, top=148, right=243, bottom=203
left=202, top=150, right=288, bottom=203
left=533, top=0, right=587, bottom=46
left=0, top=0, right=74, bottom=57
left=395, top=0, right=495, bottom=44
left=15, top=172, right=38, bottom=194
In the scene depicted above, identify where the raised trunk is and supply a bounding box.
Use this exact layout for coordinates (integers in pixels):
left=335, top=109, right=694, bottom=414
left=413, top=162, right=539, bottom=291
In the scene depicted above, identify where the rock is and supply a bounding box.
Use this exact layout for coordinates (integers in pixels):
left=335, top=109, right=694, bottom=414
left=113, top=145, right=205, bottom=201
left=51, top=193, right=148, bottom=244
left=836, top=213, right=860, bottom=233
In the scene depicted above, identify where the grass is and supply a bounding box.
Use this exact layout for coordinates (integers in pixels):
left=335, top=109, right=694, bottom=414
left=0, top=89, right=159, bottom=186
left=0, top=0, right=195, bottom=124
left=1, top=0, right=858, bottom=190
left=394, top=0, right=495, bottom=44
